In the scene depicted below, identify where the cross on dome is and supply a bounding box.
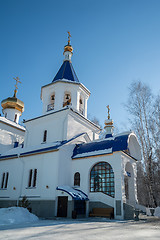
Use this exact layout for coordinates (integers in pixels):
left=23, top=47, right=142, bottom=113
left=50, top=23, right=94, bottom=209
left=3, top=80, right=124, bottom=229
left=67, top=31, right=71, bottom=45
left=63, top=31, right=73, bottom=60
left=107, top=105, right=110, bottom=120
left=13, top=77, right=21, bottom=97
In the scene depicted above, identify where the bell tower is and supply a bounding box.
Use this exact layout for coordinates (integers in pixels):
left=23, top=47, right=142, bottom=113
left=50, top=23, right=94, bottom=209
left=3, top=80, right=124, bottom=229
left=41, top=33, right=90, bottom=118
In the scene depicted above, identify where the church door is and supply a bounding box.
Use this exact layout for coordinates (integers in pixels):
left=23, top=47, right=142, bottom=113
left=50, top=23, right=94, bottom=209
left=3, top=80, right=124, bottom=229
left=57, top=196, right=68, bottom=217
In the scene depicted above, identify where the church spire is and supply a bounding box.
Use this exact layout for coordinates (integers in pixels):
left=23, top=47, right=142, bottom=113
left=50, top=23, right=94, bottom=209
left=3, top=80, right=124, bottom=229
left=104, top=105, right=114, bottom=138
left=63, top=31, right=73, bottom=62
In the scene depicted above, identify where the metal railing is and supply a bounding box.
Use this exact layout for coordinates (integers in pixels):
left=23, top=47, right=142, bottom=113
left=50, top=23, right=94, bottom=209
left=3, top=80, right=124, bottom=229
left=47, top=103, right=54, bottom=111
left=79, top=107, right=84, bottom=115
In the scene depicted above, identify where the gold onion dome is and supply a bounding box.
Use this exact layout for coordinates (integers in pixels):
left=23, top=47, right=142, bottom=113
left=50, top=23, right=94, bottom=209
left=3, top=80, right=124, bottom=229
left=63, top=31, right=73, bottom=54
left=1, top=77, right=24, bottom=113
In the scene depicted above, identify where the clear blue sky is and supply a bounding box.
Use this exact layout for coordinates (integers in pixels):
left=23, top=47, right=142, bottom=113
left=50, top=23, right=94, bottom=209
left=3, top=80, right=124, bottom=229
left=1, top=0, right=160, bottom=131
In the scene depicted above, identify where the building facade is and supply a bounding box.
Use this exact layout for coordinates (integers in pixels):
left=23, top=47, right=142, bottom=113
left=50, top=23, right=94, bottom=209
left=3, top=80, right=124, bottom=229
left=0, top=36, right=141, bottom=219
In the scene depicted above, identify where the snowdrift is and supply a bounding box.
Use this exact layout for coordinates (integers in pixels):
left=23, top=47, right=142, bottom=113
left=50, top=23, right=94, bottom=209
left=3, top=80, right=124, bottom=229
left=0, top=207, right=39, bottom=225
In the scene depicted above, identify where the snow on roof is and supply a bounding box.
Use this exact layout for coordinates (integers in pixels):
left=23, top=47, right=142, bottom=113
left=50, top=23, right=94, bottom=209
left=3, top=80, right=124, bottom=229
left=0, top=141, right=63, bottom=159
left=72, top=133, right=131, bottom=159
left=0, top=133, right=87, bottom=159
left=56, top=186, right=89, bottom=201
left=0, top=207, right=38, bottom=226
left=0, top=116, right=25, bottom=131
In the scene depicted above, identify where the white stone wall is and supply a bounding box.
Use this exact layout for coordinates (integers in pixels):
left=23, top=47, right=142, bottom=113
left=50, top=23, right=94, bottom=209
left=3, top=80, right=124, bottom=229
left=0, top=151, right=60, bottom=202
left=121, top=153, right=138, bottom=207
left=24, top=110, right=69, bottom=147
left=0, top=120, right=25, bottom=154
left=24, top=109, right=100, bottom=147
left=67, top=112, right=100, bottom=141
left=72, top=152, right=124, bottom=219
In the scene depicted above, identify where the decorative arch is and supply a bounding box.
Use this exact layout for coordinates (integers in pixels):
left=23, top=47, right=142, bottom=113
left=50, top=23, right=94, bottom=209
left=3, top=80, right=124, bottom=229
left=128, top=133, right=141, bottom=160
left=90, top=162, right=115, bottom=197
left=124, top=162, right=135, bottom=204
left=74, top=172, right=80, bottom=186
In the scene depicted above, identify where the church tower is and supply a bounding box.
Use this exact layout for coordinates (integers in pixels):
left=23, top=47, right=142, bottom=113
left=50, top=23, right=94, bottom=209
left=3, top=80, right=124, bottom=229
left=1, top=77, right=24, bottom=124
left=41, top=32, right=90, bottom=118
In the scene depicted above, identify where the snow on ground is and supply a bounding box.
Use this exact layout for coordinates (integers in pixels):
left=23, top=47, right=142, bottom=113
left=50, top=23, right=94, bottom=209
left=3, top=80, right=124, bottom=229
left=0, top=208, right=160, bottom=240
left=0, top=207, right=39, bottom=226
left=0, top=217, right=160, bottom=240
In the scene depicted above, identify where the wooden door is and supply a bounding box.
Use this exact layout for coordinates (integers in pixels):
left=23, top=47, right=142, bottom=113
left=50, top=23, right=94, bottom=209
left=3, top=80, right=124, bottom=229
left=57, top=196, right=68, bottom=217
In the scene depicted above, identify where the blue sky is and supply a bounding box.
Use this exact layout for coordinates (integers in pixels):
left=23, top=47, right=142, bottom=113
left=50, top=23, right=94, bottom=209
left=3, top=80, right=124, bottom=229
left=1, top=0, right=160, bottom=131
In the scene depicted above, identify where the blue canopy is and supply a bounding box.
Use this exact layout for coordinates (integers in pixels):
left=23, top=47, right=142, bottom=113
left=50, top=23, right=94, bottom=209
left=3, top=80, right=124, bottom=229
left=56, top=186, right=89, bottom=201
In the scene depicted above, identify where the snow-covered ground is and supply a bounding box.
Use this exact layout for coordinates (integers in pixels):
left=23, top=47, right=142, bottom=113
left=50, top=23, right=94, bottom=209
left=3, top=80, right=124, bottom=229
left=0, top=207, right=160, bottom=240
left=0, top=207, right=38, bottom=226
left=0, top=218, right=160, bottom=240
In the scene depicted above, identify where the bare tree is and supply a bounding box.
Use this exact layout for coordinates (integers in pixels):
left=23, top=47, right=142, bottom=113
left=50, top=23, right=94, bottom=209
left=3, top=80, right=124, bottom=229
left=126, top=81, right=159, bottom=207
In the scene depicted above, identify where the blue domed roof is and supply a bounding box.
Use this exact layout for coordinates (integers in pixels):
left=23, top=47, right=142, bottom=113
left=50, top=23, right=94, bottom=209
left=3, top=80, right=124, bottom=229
left=52, top=60, right=79, bottom=83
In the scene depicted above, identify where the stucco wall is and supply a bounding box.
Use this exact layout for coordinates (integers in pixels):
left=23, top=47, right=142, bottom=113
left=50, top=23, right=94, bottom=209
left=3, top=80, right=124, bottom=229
left=0, top=121, right=25, bottom=154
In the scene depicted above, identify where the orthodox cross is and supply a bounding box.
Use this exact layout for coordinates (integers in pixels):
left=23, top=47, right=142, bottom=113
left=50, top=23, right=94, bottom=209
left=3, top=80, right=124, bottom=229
left=13, top=77, right=21, bottom=97
left=107, top=105, right=110, bottom=119
left=67, top=31, right=71, bottom=45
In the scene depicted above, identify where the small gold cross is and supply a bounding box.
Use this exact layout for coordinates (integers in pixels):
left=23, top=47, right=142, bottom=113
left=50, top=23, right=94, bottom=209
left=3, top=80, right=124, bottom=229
left=67, top=31, right=71, bottom=45
left=13, top=77, right=21, bottom=90
left=107, top=105, right=110, bottom=119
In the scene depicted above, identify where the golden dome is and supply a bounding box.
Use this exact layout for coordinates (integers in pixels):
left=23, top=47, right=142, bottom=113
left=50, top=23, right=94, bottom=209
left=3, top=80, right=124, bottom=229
left=1, top=76, right=24, bottom=113
left=63, top=44, right=73, bottom=53
left=104, top=119, right=113, bottom=126
left=1, top=95, right=24, bottom=113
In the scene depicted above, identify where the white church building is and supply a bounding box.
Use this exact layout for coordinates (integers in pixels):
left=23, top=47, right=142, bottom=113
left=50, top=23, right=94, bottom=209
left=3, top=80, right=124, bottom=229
left=0, top=35, right=141, bottom=220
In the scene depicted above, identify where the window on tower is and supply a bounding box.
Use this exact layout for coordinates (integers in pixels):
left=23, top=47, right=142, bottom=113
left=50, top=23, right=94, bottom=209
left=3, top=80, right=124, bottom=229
left=47, top=93, right=55, bottom=111
left=63, top=92, right=71, bottom=107
left=79, top=96, right=84, bottom=115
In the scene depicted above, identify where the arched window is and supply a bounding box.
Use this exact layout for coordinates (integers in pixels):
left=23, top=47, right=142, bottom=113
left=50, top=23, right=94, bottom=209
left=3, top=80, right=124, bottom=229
left=63, top=92, right=71, bottom=107
left=90, top=162, right=115, bottom=197
left=47, top=94, right=55, bottom=111
left=74, top=172, right=80, bottom=186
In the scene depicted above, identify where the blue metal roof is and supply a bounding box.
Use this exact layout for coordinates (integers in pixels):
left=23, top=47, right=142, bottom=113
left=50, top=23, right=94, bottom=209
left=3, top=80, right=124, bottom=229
left=72, top=134, right=130, bottom=158
left=52, top=60, right=79, bottom=83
